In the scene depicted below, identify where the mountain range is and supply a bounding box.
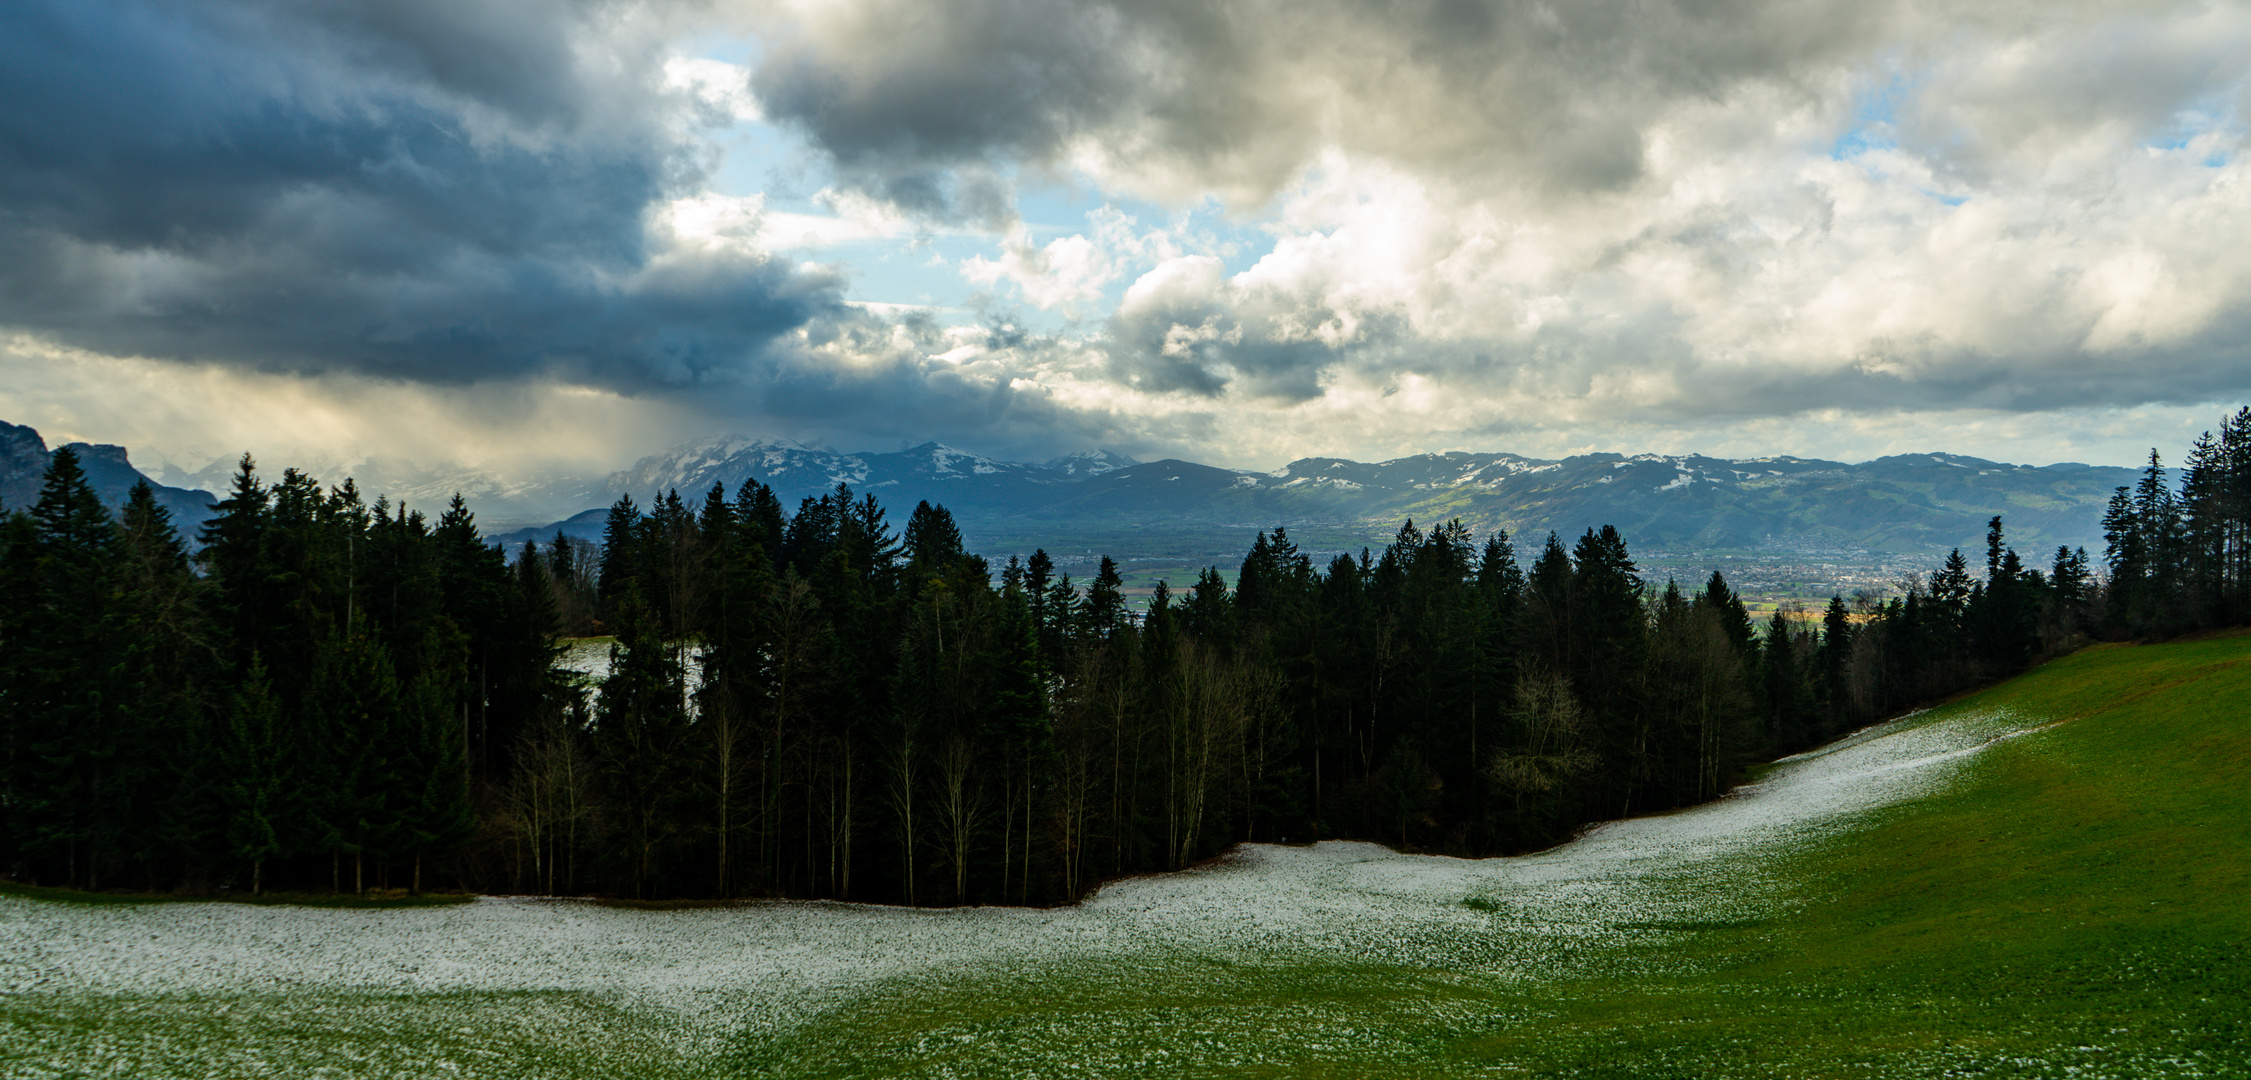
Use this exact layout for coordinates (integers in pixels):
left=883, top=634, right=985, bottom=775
left=490, top=435, right=2143, bottom=558
left=11, top=416, right=2142, bottom=560
left=0, top=421, right=215, bottom=528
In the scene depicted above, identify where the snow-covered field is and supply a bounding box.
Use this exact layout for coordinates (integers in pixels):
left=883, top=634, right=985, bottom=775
left=0, top=706, right=2048, bottom=1077
left=557, top=637, right=705, bottom=710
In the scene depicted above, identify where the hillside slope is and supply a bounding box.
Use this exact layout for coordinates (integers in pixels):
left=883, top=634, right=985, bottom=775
left=739, top=635, right=2251, bottom=1078
left=4, top=636, right=2244, bottom=1078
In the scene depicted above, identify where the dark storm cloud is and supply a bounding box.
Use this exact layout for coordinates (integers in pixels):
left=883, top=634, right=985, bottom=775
left=748, top=0, right=1145, bottom=222
left=0, top=0, right=838, bottom=391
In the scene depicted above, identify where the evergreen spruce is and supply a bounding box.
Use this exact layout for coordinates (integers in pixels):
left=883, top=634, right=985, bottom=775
left=220, top=658, right=288, bottom=894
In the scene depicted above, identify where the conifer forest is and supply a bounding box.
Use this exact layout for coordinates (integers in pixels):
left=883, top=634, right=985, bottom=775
left=6, top=407, right=2250, bottom=905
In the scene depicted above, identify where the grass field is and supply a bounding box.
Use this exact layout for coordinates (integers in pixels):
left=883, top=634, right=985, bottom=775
left=5, top=635, right=2248, bottom=1078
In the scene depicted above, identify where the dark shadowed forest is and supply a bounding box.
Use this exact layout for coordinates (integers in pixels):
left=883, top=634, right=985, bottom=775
left=5, top=408, right=2249, bottom=904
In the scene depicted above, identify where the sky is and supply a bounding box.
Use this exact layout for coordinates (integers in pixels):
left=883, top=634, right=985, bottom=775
left=3, top=0, right=2250, bottom=479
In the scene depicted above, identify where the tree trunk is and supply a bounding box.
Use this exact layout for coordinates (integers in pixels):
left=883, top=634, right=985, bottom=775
left=1021, top=744, right=1034, bottom=905
left=716, top=716, right=732, bottom=899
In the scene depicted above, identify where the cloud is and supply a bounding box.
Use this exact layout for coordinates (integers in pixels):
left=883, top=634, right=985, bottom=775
left=737, top=0, right=2251, bottom=455
left=963, top=230, right=1118, bottom=311
left=8, top=0, right=2251, bottom=480
left=742, top=0, right=1913, bottom=210
left=0, top=0, right=845, bottom=394
left=665, top=57, right=764, bottom=124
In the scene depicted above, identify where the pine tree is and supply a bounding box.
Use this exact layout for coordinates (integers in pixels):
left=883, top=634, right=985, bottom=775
left=13, top=447, right=124, bottom=887
left=0, top=511, right=34, bottom=877
left=29, top=435, right=2212, bottom=903
left=903, top=501, right=966, bottom=574
left=1477, top=533, right=1525, bottom=615
left=1699, top=571, right=1755, bottom=657
left=782, top=493, right=839, bottom=575
left=1760, top=609, right=1818, bottom=754
left=1180, top=567, right=1234, bottom=650
left=220, top=658, right=289, bottom=895
left=2220, top=408, right=2251, bottom=616
left=1568, top=526, right=1647, bottom=815
left=1461, top=531, right=1524, bottom=845
left=2131, top=450, right=2183, bottom=632
left=694, top=482, right=775, bottom=898
left=988, top=578, right=1049, bottom=903
left=1518, top=533, right=1574, bottom=677
left=305, top=622, right=402, bottom=894
left=1037, top=557, right=1077, bottom=670
left=2050, top=545, right=2091, bottom=640
left=1081, top=557, right=1127, bottom=643
left=734, top=480, right=786, bottom=559
left=111, top=482, right=209, bottom=886
left=198, top=456, right=269, bottom=675
left=597, top=494, right=642, bottom=617
left=400, top=668, right=475, bottom=895
left=594, top=588, right=692, bottom=898
left=1820, top=595, right=1852, bottom=730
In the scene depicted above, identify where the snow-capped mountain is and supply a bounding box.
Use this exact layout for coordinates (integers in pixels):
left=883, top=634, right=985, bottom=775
left=114, top=423, right=2147, bottom=557
left=606, top=437, right=869, bottom=502
left=1042, top=449, right=1138, bottom=479
left=18, top=410, right=2140, bottom=560
left=1220, top=450, right=2134, bottom=553
left=506, top=435, right=2141, bottom=557
left=603, top=439, right=1133, bottom=511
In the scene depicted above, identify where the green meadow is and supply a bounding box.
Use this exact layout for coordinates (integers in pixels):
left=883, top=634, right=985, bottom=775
left=730, top=637, right=2251, bottom=1079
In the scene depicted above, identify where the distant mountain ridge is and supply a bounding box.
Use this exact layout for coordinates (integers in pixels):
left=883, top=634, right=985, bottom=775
left=518, top=435, right=2141, bottom=556
left=0, top=420, right=216, bottom=527
left=605, top=437, right=1140, bottom=517
left=8, top=415, right=2139, bottom=559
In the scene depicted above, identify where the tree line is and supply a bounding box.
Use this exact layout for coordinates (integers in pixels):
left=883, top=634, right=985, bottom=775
left=0, top=452, right=554, bottom=894
left=5, top=408, right=2243, bottom=902
left=2099, top=406, right=2251, bottom=638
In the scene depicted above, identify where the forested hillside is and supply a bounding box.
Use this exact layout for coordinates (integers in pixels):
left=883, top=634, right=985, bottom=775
left=7, top=407, right=2251, bottom=904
